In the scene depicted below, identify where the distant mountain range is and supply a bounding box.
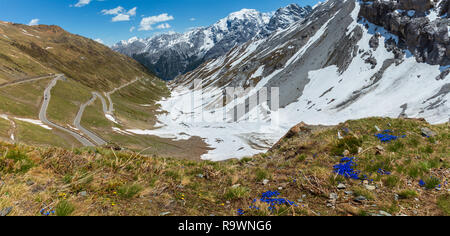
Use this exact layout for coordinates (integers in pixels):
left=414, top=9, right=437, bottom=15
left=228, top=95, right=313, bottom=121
left=112, top=4, right=312, bottom=80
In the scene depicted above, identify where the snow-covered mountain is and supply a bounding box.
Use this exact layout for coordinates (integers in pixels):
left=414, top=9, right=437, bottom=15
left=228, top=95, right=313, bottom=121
left=112, top=4, right=312, bottom=80
left=129, top=0, right=449, bottom=161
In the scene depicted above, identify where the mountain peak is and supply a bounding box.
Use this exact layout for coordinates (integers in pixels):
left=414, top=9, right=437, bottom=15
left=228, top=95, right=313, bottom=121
left=112, top=3, right=313, bottom=80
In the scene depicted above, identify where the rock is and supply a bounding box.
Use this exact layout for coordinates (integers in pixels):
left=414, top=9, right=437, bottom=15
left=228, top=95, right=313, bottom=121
left=196, top=174, right=204, bottom=178
left=365, top=56, right=377, bottom=69
left=375, top=125, right=381, bottom=132
left=232, top=184, right=241, bottom=189
left=365, top=185, right=376, bottom=191
left=363, top=180, right=369, bottom=185
left=353, top=196, right=367, bottom=203
left=358, top=147, right=363, bottom=154
left=375, top=145, right=384, bottom=155
left=360, top=0, right=449, bottom=66
left=297, top=198, right=304, bottom=203
left=278, top=187, right=283, bottom=190
left=337, top=183, right=346, bottom=189
left=421, top=127, right=437, bottom=137
left=344, top=191, right=354, bottom=195
left=79, top=191, right=88, bottom=197
left=329, top=193, right=339, bottom=201
left=369, top=33, right=380, bottom=50
left=379, top=210, right=392, bottom=216
left=343, top=150, right=350, bottom=156
left=159, top=212, right=171, bottom=216
left=338, top=131, right=343, bottom=140
left=26, top=180, right=34, bottom=186
left=262, top=179, right=269, bottom=185
left=394, top=194, right=399, bottom=201
left=0, top=207, right=13, bottom=216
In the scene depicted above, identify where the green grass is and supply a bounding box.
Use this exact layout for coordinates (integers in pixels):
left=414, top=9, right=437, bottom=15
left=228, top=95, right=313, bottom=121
left=55, top=200, right=75, bottom=216
left=0, top=118, right=11, bottom=139
left=0, top=149, right=34, bottom=173
left=383, top=175, right=400, bottom=188
left=398, top=189, right=418, bottom=199
left=437, top=194, right=450, bottom=216
left=14, top=120, right=74, bottom=148
left=117, top=183, right=143, bottom=199
left=224, top=186, right=250, bottom=200
left=254, top=168, right=269, bottom=182
left=423, top=176, right=441, bottom=190
left=330, top=136, right=362, bottom=156
left=0, top=79, right=50, bottom=117
left=47, top=79, right=92, bottom=125
left=0, top=117, right=447, bottom=216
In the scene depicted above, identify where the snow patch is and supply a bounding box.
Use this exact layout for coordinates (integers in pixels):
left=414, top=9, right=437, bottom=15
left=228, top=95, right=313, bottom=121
left=14, top=118, right=52, bottom=130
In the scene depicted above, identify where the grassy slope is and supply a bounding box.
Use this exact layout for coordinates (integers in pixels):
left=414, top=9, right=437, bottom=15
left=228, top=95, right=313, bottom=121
left=0, top=118, right=11, bottom=141
left=46, top=78, right=92, bottom=125
left=0, top=22, right=150, bottom=91
left=13, top=120, right=76, bottom=149
left=0, top=78, right=50, bottom=117
left=0, top=117, right=448, bottom=216
left=80, top=86, right=211, bottom=159
left=0, top=21, right=181, bottom=152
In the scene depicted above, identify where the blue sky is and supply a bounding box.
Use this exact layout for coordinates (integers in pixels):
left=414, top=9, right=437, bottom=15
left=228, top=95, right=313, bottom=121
left=1, top=0, right=320, bottom=46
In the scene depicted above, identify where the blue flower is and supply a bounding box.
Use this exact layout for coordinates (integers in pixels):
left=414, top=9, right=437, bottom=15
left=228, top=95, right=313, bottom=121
left=419, top=180, right=426, bottom=187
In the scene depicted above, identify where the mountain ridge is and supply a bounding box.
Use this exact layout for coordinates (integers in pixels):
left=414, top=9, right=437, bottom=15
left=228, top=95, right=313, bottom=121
left=112, top=4, right=313, bottom=80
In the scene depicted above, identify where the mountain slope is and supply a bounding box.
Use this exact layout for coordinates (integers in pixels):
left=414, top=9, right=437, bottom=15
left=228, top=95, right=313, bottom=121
left=0, top=22, right=211, bottom=158
left=1, top=117, right=448, bottom=216
left=142, top=0, right=449, bottom=160
left=0, top=21, right=151, bottom=91
left=112, top=4, right=312, bottom=80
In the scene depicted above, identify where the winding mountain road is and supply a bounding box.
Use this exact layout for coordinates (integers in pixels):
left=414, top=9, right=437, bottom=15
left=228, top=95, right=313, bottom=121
left=39, top=75, right=95, bottom=147
left=0, top=74, right=57, bottom=89
left=74, top=92, right=108, bottom=146
left=104, top=78, right=140, bottom=114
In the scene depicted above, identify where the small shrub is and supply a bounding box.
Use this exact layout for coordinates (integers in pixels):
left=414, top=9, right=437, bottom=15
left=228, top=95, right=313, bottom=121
left=117, top=183, right=143, bottom=199
left=423, top=176, right=441, bottom=190
left=56, top=200, right=75, bottom=216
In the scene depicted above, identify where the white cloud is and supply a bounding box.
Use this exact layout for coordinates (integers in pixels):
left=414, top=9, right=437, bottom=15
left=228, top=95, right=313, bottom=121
left=139, top=13, right=174, bottom=31
left=130, top=26, right=136, bottom=32
left=112, top=14, right=130, bottom=22
left=74, top=0, right=91, bottom=7
left=156, top=23, right=171, bottom=29
left=190, top=18, right=196, bottom=21
left=127, top=7, right=137, bottom=16
left=28, top=19, right=40, bottom=26
left=101, top=6, right=137, bottom=22
left=101, top=6, right=124, bottom=15
left=94, top=38, right=104, bottom=44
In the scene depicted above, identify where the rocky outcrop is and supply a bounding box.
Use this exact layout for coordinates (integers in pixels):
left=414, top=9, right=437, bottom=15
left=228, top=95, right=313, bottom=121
left=359, top=0, right=449, bottom=66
